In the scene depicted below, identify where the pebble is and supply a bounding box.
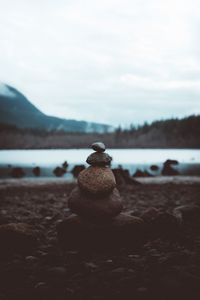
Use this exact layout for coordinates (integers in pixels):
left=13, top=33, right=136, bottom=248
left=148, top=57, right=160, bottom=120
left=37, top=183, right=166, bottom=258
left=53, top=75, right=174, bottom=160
left=91, top=142, right=106, bottom=152
left=141, top=207, right=160, bottom=222
left=25, top=255, right=38, bottom=262
left=35, top=282, right=47, bottom=288
left=78, top=166, right=116, bottom=195
left=86, top=152, right=112, bottom=166
left=45, top=216, right=53, bottom=221
left=84, top=262, right=98, bottom=269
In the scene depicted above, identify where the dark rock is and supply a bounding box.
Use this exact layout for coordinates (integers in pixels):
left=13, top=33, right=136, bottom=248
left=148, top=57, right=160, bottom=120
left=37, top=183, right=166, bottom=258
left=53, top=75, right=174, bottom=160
left=84, top=262, right=98, bottom=269
left=68, top=187, right=123, bottom=221
left=173, top=205, right=200, bottom=227
left=150, top=165, right=159, bottom=171
left=46, top=267, right=66, bottom=279
left=25, top=255, right=38, bottom=263
left=32, top=166, right=41, bottom=177
left=71, top=165, right=86, bottom=178
left=165, top=159, right=179, bottom=165
left=86, top=152, right=112, bottom=166
left=0, top=223, right=38, bottom=255
left=10, top=167, right=25, bottom=178
left=62, top=161, right=68, bottom=170
left=133, top=169, right=152, bottom=177
left=150, top=212, right=180, bottom=237
left=57, top=213, right=145, bottom=250
left=141, top=207, right=160, bottom=222
left=91, top=142, right=106, bottom=152
left=156, top=269, right=200, bottom=300
left=112, top=168, right=141, bottom=185
left=53, top=166, right=66, bottom=177
left=78, top=166, right=116, bottom=195
left=162, top=159, right=179, bottom=176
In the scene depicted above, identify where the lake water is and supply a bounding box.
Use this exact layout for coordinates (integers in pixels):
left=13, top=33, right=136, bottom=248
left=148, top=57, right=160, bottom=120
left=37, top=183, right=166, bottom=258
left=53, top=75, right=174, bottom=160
left=0, top=149, right=200, bottom=178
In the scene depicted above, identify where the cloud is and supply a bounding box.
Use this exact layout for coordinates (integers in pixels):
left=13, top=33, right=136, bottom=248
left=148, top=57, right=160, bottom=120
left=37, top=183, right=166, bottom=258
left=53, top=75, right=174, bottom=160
left=0, top=0, right=199, bottom=126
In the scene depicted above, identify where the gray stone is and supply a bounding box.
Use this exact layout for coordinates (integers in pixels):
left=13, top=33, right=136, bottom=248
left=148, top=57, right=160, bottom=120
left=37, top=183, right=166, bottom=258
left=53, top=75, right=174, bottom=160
left=86, top=152, right=112, bottom=166
left=78, top=166, right=116, bottom=195
left=68, top=187, right=123, bottom=221
left=91, top=142, right=106, bottom=152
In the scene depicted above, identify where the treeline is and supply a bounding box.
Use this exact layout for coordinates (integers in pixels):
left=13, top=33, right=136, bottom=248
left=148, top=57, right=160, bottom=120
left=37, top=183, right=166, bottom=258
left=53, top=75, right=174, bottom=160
left=0, top=115, right=199, bottom=149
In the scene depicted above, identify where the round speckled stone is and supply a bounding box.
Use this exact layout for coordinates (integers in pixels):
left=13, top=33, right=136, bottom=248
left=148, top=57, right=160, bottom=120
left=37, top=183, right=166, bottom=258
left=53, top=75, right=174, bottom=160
left=78, top=166, right=116, bottom=195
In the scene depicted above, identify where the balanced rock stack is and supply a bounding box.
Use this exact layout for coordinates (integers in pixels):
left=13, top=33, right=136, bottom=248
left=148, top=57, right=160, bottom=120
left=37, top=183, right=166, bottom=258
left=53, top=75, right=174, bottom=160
left=68, top=142, right=123, bottom=221
left=57, top=142, right=145, bottom=250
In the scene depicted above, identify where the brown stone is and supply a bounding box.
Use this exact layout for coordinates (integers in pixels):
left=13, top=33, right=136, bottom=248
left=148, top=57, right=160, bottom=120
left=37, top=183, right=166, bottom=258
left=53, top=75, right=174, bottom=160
left=78, top=166, right=116, bottom=195
left=68, top=187, right=123, bottom=220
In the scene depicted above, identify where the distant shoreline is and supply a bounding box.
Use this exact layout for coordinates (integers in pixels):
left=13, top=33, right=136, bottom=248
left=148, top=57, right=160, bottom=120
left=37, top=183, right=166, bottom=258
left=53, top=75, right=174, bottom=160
left=1, top=147, right=200, bottom=150
left=0, top=176, right=200, bottom=189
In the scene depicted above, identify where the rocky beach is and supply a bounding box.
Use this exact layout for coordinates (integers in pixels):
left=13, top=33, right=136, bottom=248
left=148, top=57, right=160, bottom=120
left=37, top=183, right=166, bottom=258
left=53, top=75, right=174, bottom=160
left=0, top=144, right=200, bottom=300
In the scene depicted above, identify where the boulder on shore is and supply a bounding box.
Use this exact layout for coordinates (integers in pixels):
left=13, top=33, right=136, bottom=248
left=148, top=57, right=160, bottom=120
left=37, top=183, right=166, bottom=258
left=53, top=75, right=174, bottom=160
left=162, top=159, right=179, bottom=176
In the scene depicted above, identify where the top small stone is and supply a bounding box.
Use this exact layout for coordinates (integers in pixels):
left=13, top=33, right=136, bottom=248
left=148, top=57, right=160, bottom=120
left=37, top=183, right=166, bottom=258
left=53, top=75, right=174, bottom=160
left=91, top=142, right=106, bottom=153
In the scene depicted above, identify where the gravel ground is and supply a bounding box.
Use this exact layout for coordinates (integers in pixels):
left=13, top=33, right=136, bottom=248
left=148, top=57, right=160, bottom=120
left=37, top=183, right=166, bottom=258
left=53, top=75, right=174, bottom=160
left=0, top=181, right=200, bottom=300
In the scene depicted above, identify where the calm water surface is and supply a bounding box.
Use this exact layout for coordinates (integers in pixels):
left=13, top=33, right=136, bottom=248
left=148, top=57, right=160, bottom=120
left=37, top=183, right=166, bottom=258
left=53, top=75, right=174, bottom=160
left=0, top=149, right=200, bottom=177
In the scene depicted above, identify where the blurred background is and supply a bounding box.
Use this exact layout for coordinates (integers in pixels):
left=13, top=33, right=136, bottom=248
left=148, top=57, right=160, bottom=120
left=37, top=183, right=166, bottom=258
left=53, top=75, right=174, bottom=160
left=0, top=0, right=200, bottom=178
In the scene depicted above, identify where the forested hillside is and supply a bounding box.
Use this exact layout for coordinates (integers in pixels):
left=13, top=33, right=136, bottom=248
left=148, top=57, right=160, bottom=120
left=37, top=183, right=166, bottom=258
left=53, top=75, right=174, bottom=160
left=0, top=115, right=199, bottom=149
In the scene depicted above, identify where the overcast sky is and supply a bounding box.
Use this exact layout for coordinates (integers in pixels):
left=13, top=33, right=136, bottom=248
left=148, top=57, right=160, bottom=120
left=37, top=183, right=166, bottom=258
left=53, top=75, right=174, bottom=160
left=0, top=0, right=200, bottom=126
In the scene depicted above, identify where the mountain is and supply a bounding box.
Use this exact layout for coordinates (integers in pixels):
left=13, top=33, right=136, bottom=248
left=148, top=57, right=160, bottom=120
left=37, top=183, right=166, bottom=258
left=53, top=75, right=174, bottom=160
left=0, top=83, right=113, bottom=133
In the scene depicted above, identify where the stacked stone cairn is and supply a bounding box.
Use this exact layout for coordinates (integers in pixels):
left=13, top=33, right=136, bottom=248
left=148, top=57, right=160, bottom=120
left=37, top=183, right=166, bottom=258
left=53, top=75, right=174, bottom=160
left=68, top=142, right=123, bottom=221
left=57, top=142, right=144, bottom=250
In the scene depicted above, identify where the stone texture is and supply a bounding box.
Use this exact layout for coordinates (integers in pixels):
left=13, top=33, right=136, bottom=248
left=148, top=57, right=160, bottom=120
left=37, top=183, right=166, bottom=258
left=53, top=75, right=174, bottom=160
left=86, top=152, right=112, bottom=166
left=0, top=223, right=38, bottom=255
left=141, top=207, right=160, bottom=222
left=57, top=213, right=145, bottom=250
left=68, top=187, right=123, bottom=221
left=173, top=205, right=200, bottom=227
left=78, top=166, right=116, bottom=195
left=142, top=211, right=180, bottom=238
left=91, top=142, right=106, bottom=152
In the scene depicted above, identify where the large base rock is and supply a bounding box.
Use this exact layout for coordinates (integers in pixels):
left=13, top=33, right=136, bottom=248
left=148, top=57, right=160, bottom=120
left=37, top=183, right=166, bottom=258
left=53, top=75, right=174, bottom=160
left=68, top=187, right=123, bottom=221
left=57, top=213, right=145, bottom=250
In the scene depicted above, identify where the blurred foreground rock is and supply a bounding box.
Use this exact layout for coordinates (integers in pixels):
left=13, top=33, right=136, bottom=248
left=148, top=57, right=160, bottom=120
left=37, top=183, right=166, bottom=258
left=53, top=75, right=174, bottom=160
left=0, top=223, right=39, bottom=255
left=57, top=213, right=145, bottom=250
